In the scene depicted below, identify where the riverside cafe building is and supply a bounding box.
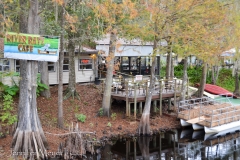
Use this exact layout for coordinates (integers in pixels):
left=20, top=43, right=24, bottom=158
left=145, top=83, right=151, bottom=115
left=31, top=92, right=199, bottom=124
left=95, top=35, right=176, bottom=78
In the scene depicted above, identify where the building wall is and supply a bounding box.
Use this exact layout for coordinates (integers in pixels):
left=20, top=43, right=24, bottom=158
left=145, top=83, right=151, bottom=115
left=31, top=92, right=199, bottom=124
left=0, top=55, right=96, bottom=86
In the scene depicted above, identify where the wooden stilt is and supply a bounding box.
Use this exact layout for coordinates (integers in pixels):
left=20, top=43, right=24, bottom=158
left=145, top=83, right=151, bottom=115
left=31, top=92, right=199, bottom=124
left=159, top=80, right=162, bottom=116
left=168, top=98, right=171, bottom=111
left=153, top=100, right=157, bottom=113
left=174, top=78, right=177, bottom=107
left=139, top=102, right=143, bottom=114
left=126, top=81, right=129, bottom=116
left=134, top=83, right=137, bottom=120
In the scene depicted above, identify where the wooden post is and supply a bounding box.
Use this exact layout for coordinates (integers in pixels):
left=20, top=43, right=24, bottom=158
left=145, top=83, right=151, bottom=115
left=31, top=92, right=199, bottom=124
left=153, top=100, right=157, bottom=113
left=134, top=83, right=137, bottom=120
left=174, top=78, right=177, bottom=107
left=126, top=81, right=129, bottom=116
left=159, top=80, right=162, bottom=116
left=145, top=81, right=148, bottom=96
left=110, top=97, right=113, bottom=108
left=139, top=102, right=143, bottom=114
left=168, top=98, right=171, bottom=111
left=129, top=103, right=131, bottom=116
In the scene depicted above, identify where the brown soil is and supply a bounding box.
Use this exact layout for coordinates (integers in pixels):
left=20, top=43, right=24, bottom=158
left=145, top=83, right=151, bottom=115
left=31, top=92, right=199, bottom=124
left=0, top=83, right=180, bottom=159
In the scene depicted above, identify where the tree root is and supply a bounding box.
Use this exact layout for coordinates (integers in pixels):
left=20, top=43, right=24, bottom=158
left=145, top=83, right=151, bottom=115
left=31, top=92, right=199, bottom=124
left=12, top=129, right=48, bottom=160
left=138, top=114, right=150, bottom=135
left=58, top=123, right=97, bottom=159
left=63, top=88, right=80, bottom=100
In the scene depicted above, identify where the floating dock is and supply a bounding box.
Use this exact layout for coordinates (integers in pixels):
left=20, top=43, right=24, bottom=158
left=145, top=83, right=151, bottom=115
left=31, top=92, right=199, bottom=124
left=178, top=97, right=240, bottom=133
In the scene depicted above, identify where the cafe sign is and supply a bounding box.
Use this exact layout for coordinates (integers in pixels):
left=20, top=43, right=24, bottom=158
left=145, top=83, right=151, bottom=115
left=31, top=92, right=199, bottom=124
left=4, top=32, right=60, bottom=62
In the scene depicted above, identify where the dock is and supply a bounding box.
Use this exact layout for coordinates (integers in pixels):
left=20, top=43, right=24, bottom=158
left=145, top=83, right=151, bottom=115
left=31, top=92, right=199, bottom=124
left=178, top=97, right=240, bottom=133
left=101, top=76, right=185, bottom=119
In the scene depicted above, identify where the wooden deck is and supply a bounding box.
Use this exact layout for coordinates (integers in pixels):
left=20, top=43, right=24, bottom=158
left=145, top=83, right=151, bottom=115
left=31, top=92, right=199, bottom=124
left=110, top=81, right=182, bottom=119
left=111, top=90, right=180, bottom=102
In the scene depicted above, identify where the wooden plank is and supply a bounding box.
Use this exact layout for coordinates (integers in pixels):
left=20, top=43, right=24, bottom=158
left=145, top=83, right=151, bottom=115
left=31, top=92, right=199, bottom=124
left=187, top=116, right=205, bottom=124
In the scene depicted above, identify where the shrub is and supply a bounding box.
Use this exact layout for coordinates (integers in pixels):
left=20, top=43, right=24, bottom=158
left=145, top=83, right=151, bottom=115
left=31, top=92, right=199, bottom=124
left=98, top=108, right=104, bottom=116
left=107, top=122, right=112, bottom=127
left=111, top=113, right=117, bottom=121
left=75, top=114, right=86, bottom=123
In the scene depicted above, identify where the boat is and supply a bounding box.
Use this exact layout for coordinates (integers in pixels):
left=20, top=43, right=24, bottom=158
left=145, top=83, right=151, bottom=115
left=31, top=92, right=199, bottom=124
left=204, top=120, right=240, bottom=134
left=195, top=84, right=237, bottom=98
left=180, top=119, right=191, bottom=127
left=192, top=123, right=204, bottom=130
left=178, top=97, right=240, bottom=134
left=188, top=86, right=220, bottom=99
left=204, top=126, right=240, bottom=140
left=38, top=49, right=57, bottom=55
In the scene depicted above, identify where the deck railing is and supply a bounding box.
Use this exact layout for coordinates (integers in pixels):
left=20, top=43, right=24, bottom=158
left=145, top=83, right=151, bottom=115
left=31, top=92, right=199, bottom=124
left=178, top=96, right=240, bottom=127
left=177, top=97, right=232, bottom=121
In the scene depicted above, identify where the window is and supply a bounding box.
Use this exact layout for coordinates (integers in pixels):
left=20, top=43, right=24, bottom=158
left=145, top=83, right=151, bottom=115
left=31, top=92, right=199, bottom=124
left=0, top=59, right=10, bottom=71
left=79, top=59, right=92, bottom=70
left=16, top=60, right=55, bottom=72
left=15, top=60, right=20, bottom=72
left=63, top=58, right=69, bottom=71
left=48, top=62, right=55, bottom=72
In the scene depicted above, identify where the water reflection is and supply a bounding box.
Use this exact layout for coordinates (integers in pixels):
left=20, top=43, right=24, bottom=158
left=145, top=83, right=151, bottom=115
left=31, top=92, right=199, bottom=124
left=178, top=127, right=240, bottom=160
left=98, top=131, right=177, bottom=160
left=52, top=127, right=240, bottom=159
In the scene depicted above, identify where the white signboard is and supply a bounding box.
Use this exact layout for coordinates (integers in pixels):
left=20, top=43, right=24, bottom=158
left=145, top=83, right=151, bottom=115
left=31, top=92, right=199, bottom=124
left=135, top=75, right=143, bottom=81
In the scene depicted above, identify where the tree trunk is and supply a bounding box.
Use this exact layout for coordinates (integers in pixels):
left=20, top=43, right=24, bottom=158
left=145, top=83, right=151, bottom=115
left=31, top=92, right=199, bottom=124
left=197, top=62, right=208, bottom=98
left=180, top=57, right=188, bottom=101
left=19, top=0, right=28, bottom=33
left=138, top=34, right=158, bottom=135
left=170, top=54, right=174, bottom=79
left=101, top=31, right=116, bottom=117
left=39, top=62, right=51, bottom=98
left=165, top=41, right=172, bottom=80
left=58, top=5, right=64, bottom=129
left=12, top=0, right=48, bottom=159
left=64, top=32, right=79, bottom=100
left=165, top=52, right=171, bottom=79
left=234, top=68, right=240, bottom=96
left=211, top=65, right=219, bottom=85
left=12, top=61, right=48, bottom=159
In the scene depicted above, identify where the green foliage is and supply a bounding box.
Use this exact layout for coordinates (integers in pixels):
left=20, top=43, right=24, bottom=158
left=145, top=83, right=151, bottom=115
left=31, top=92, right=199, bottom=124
left=107, top=122, right=112, bottom=127
left=216, top=68, right=235, bottom=92
left=0, top=83, right=19, bottom=96
left=75, top=113, right=86, bottom=123
left=174, top=65, right=211, bottom=85
left=98, top=108, right=104, bottom=116
left=111, top=113, right=117, bottom=121
left=174, top=65, right=235, bottom=91
left=37, top=73, right=49, bottom=96
left=0, top=94, right=17, bottom=125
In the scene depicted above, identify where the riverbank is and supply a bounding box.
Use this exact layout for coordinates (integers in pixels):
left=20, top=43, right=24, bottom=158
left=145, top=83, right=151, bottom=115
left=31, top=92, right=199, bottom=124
left=0, top=83, right=180, bottom=159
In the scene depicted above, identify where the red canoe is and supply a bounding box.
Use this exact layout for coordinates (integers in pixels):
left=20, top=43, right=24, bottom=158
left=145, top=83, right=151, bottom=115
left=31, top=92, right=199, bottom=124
left=195, top=84, right=237, bottom=98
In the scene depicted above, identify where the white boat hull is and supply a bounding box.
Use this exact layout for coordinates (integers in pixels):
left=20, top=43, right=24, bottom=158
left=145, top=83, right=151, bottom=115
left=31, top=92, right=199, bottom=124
left=204, top=120, right=240, bottom=133
left=204, top=126, right=240, bottom=140
left=192, top=123, right=204, bottom=130
left=180, top=119, right=191, bottom=127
